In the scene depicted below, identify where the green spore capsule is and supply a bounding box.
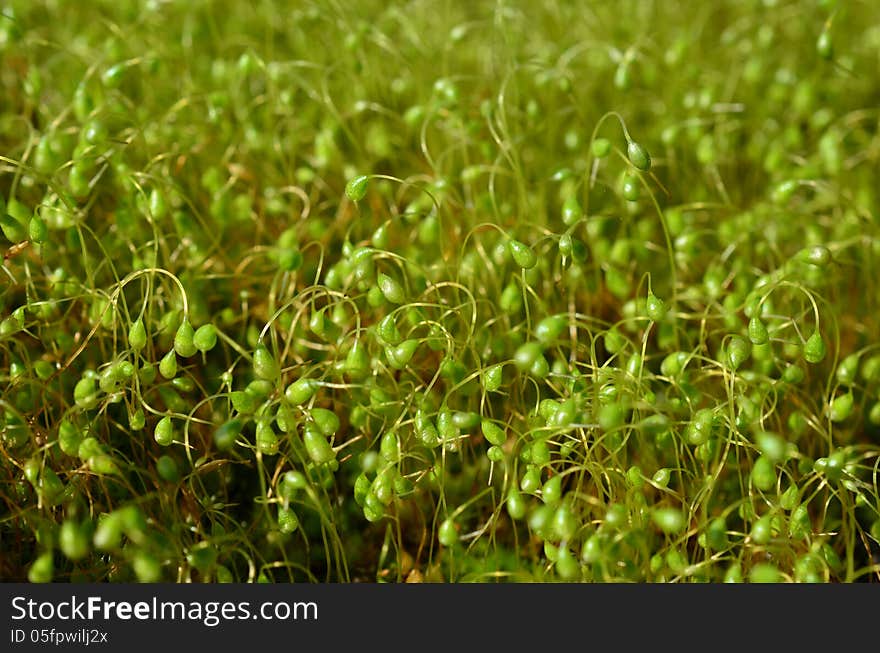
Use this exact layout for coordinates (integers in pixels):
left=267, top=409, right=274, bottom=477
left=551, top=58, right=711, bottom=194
left=513, top=341, right=543, bottom=372
left=651, top=507, right=685, bottom=534
left=253, top=344, right=279, bottom=380
left=726, top=335, right=751, bottom=370
left=1, top=211, right=27, bottom=242
left=310, top=407, right=340, bottom=436
left=158, top=350, right=177, bottom=379
left=59, top=520, right=90, bottom=561
left=552, top=503, right=578, bottom=540
left=835, top=353, right=859, bottom=385
left=129, top=408, right=146, bottom=432
left=29, top=215, right=48, bottom=243
left=345, top=175, right=369, bottom=202
left=591, top=137, right=611, bottom=158
left=542, top=474, right=563, bottom=506
left=74, top=376, right=99, bottom=410
left=748, top=317, right=769, bottom=345
left=816, top=30, right=833, bottom=60
left=343, top=340, right=370, bottom=379
left=508, top=239, right=538, bottom=269
left=535, top=314, right=567, bottom=343
left=756, top=431, right=786, bottom=463
left=796, top=245, right=832, bottom=267
left=128, top=318, right=147, bottom=352
left=483, top=363, right=503, bottom=392
left=101, top=63, right=126, bottom=87
left=481, top=420, right=506, bottom=446
left=561, top=195, right=582, bottom=226
left=173, top=319, right=197, bottom=357
left=627, top=140, right=651, bottom=171
left=149, top=187, right=168, bottom=220
left=281, top=471, right=308, bottom=500
left=507, top=490, right=527, bottom=520
left=278, top=507, right=299, bottom=534
left=782, top=364, right=805, bottom=384
left=751, top=455, right=776, bottom=491
left=377, top=273, right=406, bottom=304
left=558, top=233, right=573, bottom=257
left=803, top=330, right=827, bottom=364
left=438, top=518, right=458, bottom=547
left=156, top=455, right=180, bottom=482
left=771, top=179, right=798, bottom=204
left=309, top=309, right=326, bottom=338
left=28, top=552, right=54, bottom=583
left=621, top=173, right=640, bottom=201
left=646, top=291, right=666, bottom=321
left=193, top=324, right=218, bottom=352
left=303, top=425, right=336, bottom=464
left=213, top=419, right=243, bottom=451
left=387, top=339, right=418, bottom=369
left=828, top=392, right=854, bottom=423
left=285, top=378, right=319, bottom=405
left=256, top=420, right=279, bottom=455
left=154, top=416, right=174, bottom=446
left=377, top=313, right=401, bottom=345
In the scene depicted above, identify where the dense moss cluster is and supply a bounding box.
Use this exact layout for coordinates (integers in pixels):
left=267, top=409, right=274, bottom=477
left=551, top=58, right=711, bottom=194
left=1, top=0, right=879, bottom=582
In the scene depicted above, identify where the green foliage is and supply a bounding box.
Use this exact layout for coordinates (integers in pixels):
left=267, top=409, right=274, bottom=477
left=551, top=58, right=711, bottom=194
left=1, top=0, right=879, bottom=584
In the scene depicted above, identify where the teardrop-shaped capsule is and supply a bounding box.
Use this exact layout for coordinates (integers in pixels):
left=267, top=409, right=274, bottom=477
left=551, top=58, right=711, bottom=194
left=508, top=239, right=537, bottom=269
left=513, top=341, right=543, bottom=371
left=193, top=324, right=218, bottom=352
left=29, top=215, right=48, bottom=243
left=803, top=330, right=827, bottom=364
left=285, top=378, right=319, bottom=405
left=726, top=335, right=751, bottom=370
left=304, top=310, right=324, bottom=340
left=303, top=425, right=336, bottom=464
left=377, top=273, right=405, bottom=304
left=828, top=392, right=854, bottom=422
left=256, top=420, right=279, bottom=455
left=627, top=140, right=652, bottom=171
left=377, top=313, right=401, bottom=345
left=836, top=353, right=859, bottom=385
left=646, top=291, right=666, bottom=321
left=159, top=350, right=177, bottom=379
left=481, top=420, right=506, bottom=446
left=387, top=339, right=418, bottom=369
left=751, top=455, right=776, bottom=491
left=173, top=319, right=197, bottom=357
left=561, top=195, right=582, bottom=226
left=154, top=415, right=173, bottom=446
left=345, top=175, right=369, bottom=202
left=278, top=506, right=299, bottom=534
left=797, top=245, right=832, bottom=268
left=483, top=363, right=503, bottom=392
left=310, top=407, right=340, bottom=436
left=535, top=314, right=567, bottom=343
left=748, top=316, right=769, bottom=345
left=128, top=318, right=147, bottom=352
left=149, top=187, right=168, bottom=220
left=816, top=30, right=833, bottom=60
left=102, top=63, right=126, bottom=88
left=621, top=172, right=640, bottom=201
left=341, top=341, right=367, bottom=378
left=542, top=474, right=563, bottom=506
left=591, top=138, right=611, bottom=158
left=213, top=418, right=243, bottom=450
left=507, top=489, right=527, bottom=520
left=129, top=407, right=146, bottom=430
left=253, top=344, right=279, bottom=380
left=437, top=517, right=458, bottom=547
